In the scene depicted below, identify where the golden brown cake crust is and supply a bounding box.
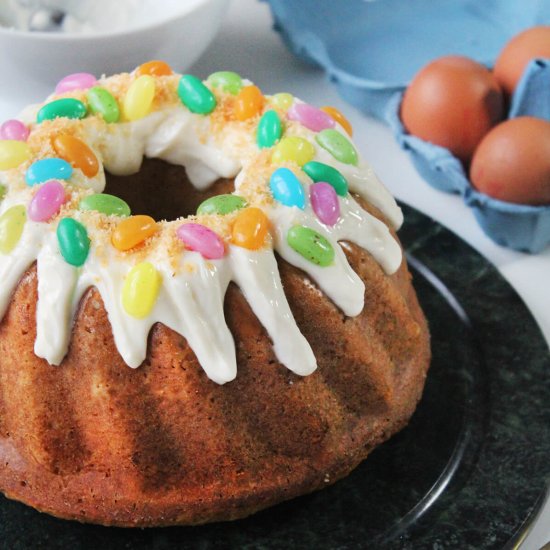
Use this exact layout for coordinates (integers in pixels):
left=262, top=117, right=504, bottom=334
left=0, top=164, right=430, bottom=527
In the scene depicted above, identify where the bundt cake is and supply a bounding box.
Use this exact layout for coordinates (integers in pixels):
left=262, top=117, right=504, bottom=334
left=0, top=63, right=430, bottom=526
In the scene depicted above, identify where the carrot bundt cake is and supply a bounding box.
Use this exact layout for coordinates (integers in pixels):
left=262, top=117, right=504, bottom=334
left=0, top=62, right=430, bottom=526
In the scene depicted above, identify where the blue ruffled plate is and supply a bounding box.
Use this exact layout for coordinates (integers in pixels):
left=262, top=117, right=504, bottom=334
left=264, top=0, right=550, bottom=252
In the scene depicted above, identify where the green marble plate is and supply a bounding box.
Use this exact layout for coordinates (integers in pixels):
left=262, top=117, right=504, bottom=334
left=1, top=204, right=549, bottom=549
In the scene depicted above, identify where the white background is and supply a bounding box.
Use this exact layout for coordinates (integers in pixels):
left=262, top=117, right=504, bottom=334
left=0, top=0, right=548, bottom=546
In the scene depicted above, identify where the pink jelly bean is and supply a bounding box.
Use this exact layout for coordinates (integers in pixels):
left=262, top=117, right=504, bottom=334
left=28, top=180, right=66, bottom=222
left=55, top=73, right=97, bottom=94
left=176, top=223, right=225, bottom=260
left=310, top=182, right=340, bottom=226
left=288, top=102, right=335, bottom=132
left=0, top=119, right=29, bottom=141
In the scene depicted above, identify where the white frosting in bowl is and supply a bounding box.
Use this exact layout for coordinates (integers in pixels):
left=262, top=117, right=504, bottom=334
left=0, top=0, right=206, bottom=34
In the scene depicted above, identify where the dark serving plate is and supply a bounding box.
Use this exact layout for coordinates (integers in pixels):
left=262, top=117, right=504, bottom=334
left=1, top=204, right=549, bottom=549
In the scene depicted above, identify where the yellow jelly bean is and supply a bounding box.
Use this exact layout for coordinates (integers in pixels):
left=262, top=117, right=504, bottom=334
left=232, top=207, right=269, bottom=250
left=122, top=261, right=162, bottom=319
left=270, top=92, right=293, bottom=111
left=0, top=140, right=30, bottom=170
left=53, top=134, right=99, bottom=178
left=0, top=205, right=26, bottom=254
left=271, top=136, right=315, bottom=166
left=135, top=60, right=173, bottom=77
left=234, top=85, right=264, bottom=121
left=320, top=106, right=353, bottom=136
left=123, top=75, right=156, bottom=121
left=112, top=215, right=158, bottom=251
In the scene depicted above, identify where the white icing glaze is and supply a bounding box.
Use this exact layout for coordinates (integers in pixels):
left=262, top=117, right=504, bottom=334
left=0, top=75, right=404, bottom=384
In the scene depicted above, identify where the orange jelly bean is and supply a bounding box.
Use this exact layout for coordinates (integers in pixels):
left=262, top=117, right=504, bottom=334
left=53, top=134, right=99, bottom=178
left=135, top=60, right=173, bottom=77
left=112, top=215, right=158, bottom=251
left=320, top=106, right=353, bottom=136
left=232, top=207, right=269, bottom=250
left=234, top=85, right=264, bottom=121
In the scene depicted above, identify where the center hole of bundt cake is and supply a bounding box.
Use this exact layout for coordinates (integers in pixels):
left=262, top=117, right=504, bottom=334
left=104, top=159, right=235, bottom=221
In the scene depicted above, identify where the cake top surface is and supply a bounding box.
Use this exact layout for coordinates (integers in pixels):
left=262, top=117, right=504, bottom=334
left=0, top=61, right=403, bottom=384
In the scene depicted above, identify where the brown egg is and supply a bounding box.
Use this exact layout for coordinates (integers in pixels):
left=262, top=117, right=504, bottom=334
left=494, top=26, right=550, bottom=96
left=401, top=56, right=504, bottom=163
left=470, top=117, right=550, bottom=205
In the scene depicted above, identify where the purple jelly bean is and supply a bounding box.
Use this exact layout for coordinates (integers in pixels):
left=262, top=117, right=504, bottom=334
left=0, top=119, right=29, bottom=142
left=28, top=180, right=66, bottom=222
left=288, top=102, right=335, bottom=132
left=55, top=73, right=97, bottom=94
left=176, top=223, right=225, bottom=260
left=310, top=182, right=340, bottom=226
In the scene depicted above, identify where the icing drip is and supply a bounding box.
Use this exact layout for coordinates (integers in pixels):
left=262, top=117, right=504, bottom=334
left=228, top=246, right=316, bottom=377
left=271, top=194, right=401, bottom=317
left=0, top=73, right=404, bottom=384
left=35, top=236, right=79, bottom=363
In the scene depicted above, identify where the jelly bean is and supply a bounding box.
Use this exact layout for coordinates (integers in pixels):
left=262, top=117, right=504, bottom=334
left=52, top=135, right=99, bottom=178
left=0, top=140, right=30, bottom=170
left=310, top=182, right=340, bottom=226
left=28, top=180, right=66, bottom=222
left=269, top=167, right=305, bottom=209
left=288, top=103, right=335, bottom=132
left=232, top=207, right=269, bottom=250
left=197, top=194, right=247, bottom=216
left=257, top=110, right=282, bottom=149
left=25, top=158, right=73, bottom=186
left=55, top=73, right=97, bottom=94
left=123, top=75, right=155, bottom=121
left=0, top=205, right=26, bottom=254
left=87, top=87, right=120, bottom=123
left=37, top=98, right=87, bottom=123
left=177, top=223, right=225, bottom=260
left=270, top=92, right=293, bottom=111
left=234, top=85, right=264, bottom=121
left=207, top=71, right=243, bottom=95
left=271, top=136, right=315, bottom=166
left=178, top=75, right=217, bottom=115
left=320, top=106, right=353, bottom=136
left=122, top=262, right=162, bottom=319
left=79, top=193, right=130, bottom=217
left=287, top=225, right=334, bottom=266
left=302, top=161, right=348, bottom=196
left=315, top=129, right=358, bottom=166
left=57, top=217, right=90, bottom=266
left=112, top=215, right=158, bottom=251
left=0, top=120, right=29, bottom=142
left=0, top=185, right=5, bottom=200
left=135, top=60, right=173, bottom=77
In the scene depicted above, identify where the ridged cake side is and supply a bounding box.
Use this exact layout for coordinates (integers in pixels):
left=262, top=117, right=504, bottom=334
left=0, top=170, right=429, bottom=526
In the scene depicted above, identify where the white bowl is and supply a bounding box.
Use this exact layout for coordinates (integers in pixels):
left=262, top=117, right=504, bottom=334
left=0, top=0, right=229, bottom=102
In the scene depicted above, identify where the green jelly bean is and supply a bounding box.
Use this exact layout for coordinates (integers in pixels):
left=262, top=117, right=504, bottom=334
left=206, top=71, right=243, bottom=95
left=79, top=193, right=130, bottom=217
left=87, top=87, right=120, bottom=123
left=197, top=194, right=247, bottom=216
left=178, top=75, right=217, bottom=115
left=302, top=161, right=348, bottom=196
left=37, top=98, right=87, bottom=123
left=256, top=110, right=282, bottom=149
left=0, top=205, right=26, bottom=254
left=57, top=218, right=90, bottom=267
left=0, top=184, right=6, bottom=201
left=315, top=129, right=358, bottom=166
left=287, top=225, right=334, bottom=267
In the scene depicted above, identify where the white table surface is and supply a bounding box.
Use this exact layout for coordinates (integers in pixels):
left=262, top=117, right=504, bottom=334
left=0, top=0, right=548, bottom=547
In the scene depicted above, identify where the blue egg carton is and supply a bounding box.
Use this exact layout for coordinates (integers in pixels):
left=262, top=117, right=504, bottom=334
left=387, top=59, right=550, bottom=254
left=264, top=0, right=550, bottom=252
